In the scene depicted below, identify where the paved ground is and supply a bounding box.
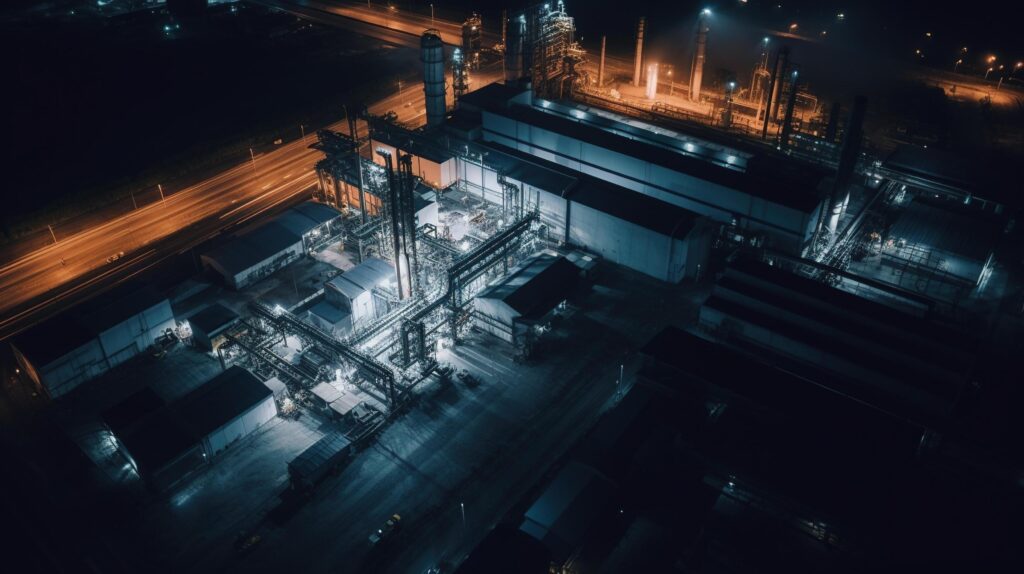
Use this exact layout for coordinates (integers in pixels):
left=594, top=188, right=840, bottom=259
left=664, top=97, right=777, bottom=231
left=97, top=263, right=704, bottom=573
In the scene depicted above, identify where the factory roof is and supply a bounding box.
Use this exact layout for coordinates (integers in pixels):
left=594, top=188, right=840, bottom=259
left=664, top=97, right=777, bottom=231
left=11, top=313, right=96, bottom=368
left=102, top=387, right=166, bottom=436
left=329, top=392, right=362, bottom=417
left=890, top=196, right=999, bottom=265
left=477, top=253, right=579, bottom=320
left=187, top=304, right=239, bottom=338
left=173, top=366, right=272, bottom=439
left=117, top=408, right=197, bottom=474
left=482, top=142, right=701, bottom=237
left=203, top=220, right=303, bottom=277
left=486, top=101, right=825, bottom=213
left=455, top=525, right=551, bottom=574
left=271, top=201, right=341, bottom=238
left=455, top=82, right=533, bottom=112
left=371, top=123, right=454, bottom=164
left=262, top=376, right=288, bottom=398
left=478, top=143, right=576, bottom=196
left=519, top=461, right=616, bottom=563
left=336, top=257, right=395, bottom=292
left=309, top=300, right=350, bottom=325
left=11, top=283, right=170, bottom=368
left=641, top=326, right=923, bottom=439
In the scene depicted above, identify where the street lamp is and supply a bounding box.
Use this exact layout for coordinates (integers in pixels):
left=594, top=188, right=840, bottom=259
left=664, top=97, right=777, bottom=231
left=667, top=69, right=673, bottom=96
left=985, top=67, right=994, bottom=80
left=954, top=59, right=963, bottom=72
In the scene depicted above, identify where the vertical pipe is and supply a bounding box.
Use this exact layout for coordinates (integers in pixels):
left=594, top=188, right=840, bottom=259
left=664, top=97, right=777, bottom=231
left=825, top=101, right=841, bottom=143
left=761, top=46, right=786, bottom=139
left=377, top=150, right=404, bottom=297
left=598, top=35, right=607, bottom=87
left=689, top=12, right=709, bottom=102
left=349, top=113, right=368, bottom=224
left=633, top=17, right=645, bottom=87
left=770, top=47, right=790, bottom=121
left=780, top=70, right=799, bottom=148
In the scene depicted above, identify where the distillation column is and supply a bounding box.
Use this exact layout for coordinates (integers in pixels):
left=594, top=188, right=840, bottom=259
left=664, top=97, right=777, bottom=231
left=421, top=30, right=446, bottom=128
left=689, top=10, right=710, bottom=102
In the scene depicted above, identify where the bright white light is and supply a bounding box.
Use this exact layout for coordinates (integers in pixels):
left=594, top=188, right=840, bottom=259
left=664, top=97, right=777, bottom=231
left=274, top=304, right=285, bottom=316
left=684, top=142, right=696, bottom=153
left=572, top=109, right=586, bottom=119
left=460, top=241, right=470, bottom=252
left=726, top=155, right=737, bottom=164
left=702, top=8, right=712, bottom=16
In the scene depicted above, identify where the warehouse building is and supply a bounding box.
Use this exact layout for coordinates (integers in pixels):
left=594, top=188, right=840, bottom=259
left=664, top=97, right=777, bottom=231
left=457, top=83, right=829, bottom=254
left=201, top=202, right=342, bottom=290
left=519, top=460, right=618, bottom=566
left=478, top=143, right=713, bottom=282
left=697, top=256, right=975, bottom=425
left=108, top=366, right=276, bottom=490
left=370, top=122, right=458, bottom=190
left=11, top=286, right=176, bottom=398
left=187, top=304, right=240, bottom=352
left=174, top=365, right=277, bottom=458
left=473, top=253, right=579, bottom=346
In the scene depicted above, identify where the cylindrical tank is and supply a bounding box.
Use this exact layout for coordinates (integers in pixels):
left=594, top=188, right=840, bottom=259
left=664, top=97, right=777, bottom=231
left=421, top=30, right=446, bottom=128
left=505, top=15, right=525, bottom=83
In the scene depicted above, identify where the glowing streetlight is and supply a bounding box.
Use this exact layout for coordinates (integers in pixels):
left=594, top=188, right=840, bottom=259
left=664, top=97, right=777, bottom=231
left=985, top=67, right=994, bottom=80
left=954, top=58, right=963, bottom=73
left=789, top=22, right=798, bottom=32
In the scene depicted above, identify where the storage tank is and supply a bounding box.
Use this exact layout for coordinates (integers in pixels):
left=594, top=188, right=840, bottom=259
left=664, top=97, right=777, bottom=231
left=421, top=30, right=446, bottom=127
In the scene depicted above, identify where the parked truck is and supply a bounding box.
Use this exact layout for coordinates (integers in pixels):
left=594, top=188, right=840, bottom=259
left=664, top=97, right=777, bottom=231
left=288, top=431, right=353, bottom=492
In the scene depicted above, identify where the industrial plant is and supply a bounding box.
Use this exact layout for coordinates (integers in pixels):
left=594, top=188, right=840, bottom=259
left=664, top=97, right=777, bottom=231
left=2, top=1, right=1022, bottom=573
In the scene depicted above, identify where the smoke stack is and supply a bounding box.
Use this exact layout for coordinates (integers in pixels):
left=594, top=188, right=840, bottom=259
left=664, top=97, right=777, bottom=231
left=760, top=45, right=788, bottom=140
left=598, top=35, right=607, bottom=87
left=633, top=17, right=645, bottom=87
left=827, top=95, right=867, bottom=235
left=646, top=63, right=659, bottom=99
left=780, top=69, right=799, bottom=149
left=825, top=101, right=841, bottom=143
left=689, top=10, right=709, bottom=102
left=421, top=30, right=446, bottom=127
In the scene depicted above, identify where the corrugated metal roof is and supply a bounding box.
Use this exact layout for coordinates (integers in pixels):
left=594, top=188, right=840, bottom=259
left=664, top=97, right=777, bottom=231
left=188, top=304, right=239, bottom=337
left=272, top=202, right=341, bottom=238
left=477, top=253, right=579, bottom=319
left=338, top=257, right=395, bottom=292
left=203, top=221, right=302, bottom=277
left=309, top=300, right=350, bottom=324
left=890, top=196, right=998, bottom=265
left=311, top=382, right=343, bottom=404
left=173, top=366, right=272, bottom=439
left=288, top=431, right=351, bottom=480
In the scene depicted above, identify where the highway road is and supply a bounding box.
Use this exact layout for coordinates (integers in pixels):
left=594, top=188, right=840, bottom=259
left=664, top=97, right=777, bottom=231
left=0, top=4, right=502, bottom=340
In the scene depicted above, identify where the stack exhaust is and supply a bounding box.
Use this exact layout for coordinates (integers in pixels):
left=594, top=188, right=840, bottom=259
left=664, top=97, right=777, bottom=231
left=633, top=17, right=645, bottom=87
left=689, top=9, right=710, bottom=102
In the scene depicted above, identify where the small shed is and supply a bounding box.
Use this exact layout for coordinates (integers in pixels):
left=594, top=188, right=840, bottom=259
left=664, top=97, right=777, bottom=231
left=307, top=300, right=352, bottom=336
left=473, top=253, right=579, bottom=345
left=310, top=382, right=343, bottom=410
left=262, top=376, right=288, bottom=400
left=288, top=431, right=353, bottom=491
left=324, top=257, right=395, bottom=325
left=328, top=391, right=363, bottom=418
left=188, top=304, right=241, bottom=351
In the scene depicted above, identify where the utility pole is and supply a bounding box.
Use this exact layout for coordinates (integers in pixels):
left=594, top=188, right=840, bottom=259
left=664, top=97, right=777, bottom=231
left=250, top=147, right=257, bottom=170
left=130, top=190, right=138, bottom=210
left=301, top=124, right=307, bottom=143
left=47, top=225, right=57, bottom=245
left=157, top=183, right=166, bottom=204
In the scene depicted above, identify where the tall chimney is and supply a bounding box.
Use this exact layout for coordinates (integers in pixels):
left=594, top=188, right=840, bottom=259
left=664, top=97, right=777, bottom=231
left=633, top=17, right=645, bottom=87
left=780, top=69, right=799, bottom=149
left=827, top=95, right=867, bottom=236
left=689, top=10, right=710, bottom=102
left=421, top=30, right=446, bottom=127
left=598, top=35, right=607, bottom=87
left=760, top=46, right=786, bottom=139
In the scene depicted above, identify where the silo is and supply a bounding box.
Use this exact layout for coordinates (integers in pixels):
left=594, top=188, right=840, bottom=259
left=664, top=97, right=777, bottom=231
left=421, top=30, right=446, bottom=128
